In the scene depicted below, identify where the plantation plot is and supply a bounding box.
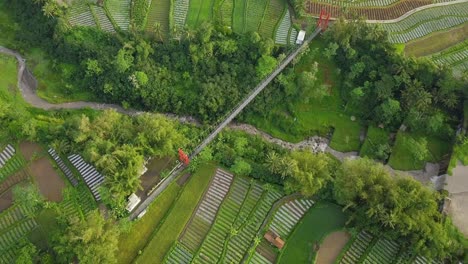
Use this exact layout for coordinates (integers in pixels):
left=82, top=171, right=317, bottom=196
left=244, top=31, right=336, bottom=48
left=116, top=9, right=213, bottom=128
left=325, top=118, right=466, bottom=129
left=258, top=0, right=286, bottom=39
left=378, top=2, right=468, bottom=43
left=361, top=238, right=399, bottom=264
left=190, top=177, right=282, bottom=263
left=145, top=0, right=170, bottom=38
left=0, top=144, right=15, bottom=169
left=244, top=0, right=269, bottom=33
left=48, top=148, right=78, bottom=186
left=173, top=0, right=190, bottom=28
left=91, top=6, right=116, bottom=33
left=307, top=0, right=433, bottom=20
left=430, top=40, right=468, bottom=76
left=186, top=0, right=215, bottom=27
left=67, top=154, right=104, bottom=201
left=68, top=2, right=97, bottom=28
left=165, top=242, right=194, bottom=264
left=0, top=205, right=37, bottom=263
left=275, top=9, right=292, bottom=45
left=59, top=185, right=97, bottom=220
left=269, top=198, right=314, bottom=238
left=232, top=0, right=247, bottom=33
left=0, top=153, right=24, bottom=182
left=105, top=0, right=131, bottom=31
left=179, top=169, right=234, bottom=252
left=339, top=231, right=374, bottom=263
left=218, top=0, right=233, bottom=26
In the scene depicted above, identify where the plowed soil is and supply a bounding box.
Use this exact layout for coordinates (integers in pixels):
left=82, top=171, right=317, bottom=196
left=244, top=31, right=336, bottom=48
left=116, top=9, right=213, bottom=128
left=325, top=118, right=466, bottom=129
left=306, top=0, right=432, bottom=20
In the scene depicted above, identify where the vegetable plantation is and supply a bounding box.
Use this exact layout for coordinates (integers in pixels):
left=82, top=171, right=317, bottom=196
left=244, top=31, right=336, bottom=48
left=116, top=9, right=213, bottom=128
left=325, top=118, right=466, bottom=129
left=145, top=0, right=171, bottom=38
left=105, top=0, right=131, bottom=31
left=430, top=40, right=468, bottom=77
left=164, top=173, right=285, bottom=264
left=379, top=2, right=468, bottom=43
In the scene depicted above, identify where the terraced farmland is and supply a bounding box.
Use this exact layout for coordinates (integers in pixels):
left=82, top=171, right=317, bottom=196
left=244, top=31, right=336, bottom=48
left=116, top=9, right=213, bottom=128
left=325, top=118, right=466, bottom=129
left=275, top=9, right=292, bottom=45
left=258, top=0, right=286, bottom=39
left=145, top=0, right=171, bottom=38
left=306, top=0, right=433, bottom=20
left=0, top=144, right=15, bottom=170
left=361, top=238, right=399, bottom=264
left=232, top=0, right=247, bottom=32
left=179, top=169, right=234, bottom=252
left=59, top=184, right=97, bottom=219
left=173, top=0, right=190, bottom=28
left=268, top=198, right=314, bottom=238
left=165, top=175, right=283, bottom=264
left=378, top=2, right=468, bottom=43
left=186, top=0, right=216, bottom=27
left=68, top=154, right=104, bottom=201
left=91, top=6, right=116, bottom=33
left=68, top=2, right=97, bottom=28
left=0, top=205, right=38, bottom=263
left=105, top=0, right=131, bottom=30
left=0, top=151, right=24, bottom=182
left=430, top=40, right=468, bottom=77
left=339, top=231, right=374, bottom=263
left=244, top=0, right=269, bottom=33
left=218, top=0, right=234, bottom=26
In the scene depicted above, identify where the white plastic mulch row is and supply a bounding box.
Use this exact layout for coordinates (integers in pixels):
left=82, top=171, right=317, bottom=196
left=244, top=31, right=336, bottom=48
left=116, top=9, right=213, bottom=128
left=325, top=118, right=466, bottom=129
left=0, top=144, right=15, bottom=169
left=249, top=251, right=272, bottom=264
left=91, top=6, right=116, bottom=33
left=339, top=231, right=374, bottom=264
left=380, top=2, right=468, bottom=43
left=106, top=0, right=130, bottom=31
left=174, top=0, right=190, bottom=28
left=68, top=2, right=96, bottom=27
left=275, top=9, right=291, bottom=45
left=48, top=148, right=78, bottom=186
left=164, top=243, right=193, bottom=264
left=269, top=198, right=314, bottom=238
left=362, top=238, right=399, bottom=264
left=68, top=154, right=104, bottom=201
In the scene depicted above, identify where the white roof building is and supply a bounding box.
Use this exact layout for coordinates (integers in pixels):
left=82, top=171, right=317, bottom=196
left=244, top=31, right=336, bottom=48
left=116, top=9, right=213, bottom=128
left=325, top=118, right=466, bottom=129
left=126, top=193, right=141, bottom=212
left=296, top=30, right=306, bottom=45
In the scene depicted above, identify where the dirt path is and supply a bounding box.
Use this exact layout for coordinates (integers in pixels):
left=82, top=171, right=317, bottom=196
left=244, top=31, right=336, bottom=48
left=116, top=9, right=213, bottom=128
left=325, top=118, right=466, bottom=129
left=316, top=231, right=351, bottom=264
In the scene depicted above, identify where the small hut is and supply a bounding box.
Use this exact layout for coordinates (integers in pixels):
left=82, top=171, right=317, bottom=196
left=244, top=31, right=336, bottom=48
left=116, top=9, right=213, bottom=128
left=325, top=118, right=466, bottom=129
left=264, top=230, right=285, bottom=249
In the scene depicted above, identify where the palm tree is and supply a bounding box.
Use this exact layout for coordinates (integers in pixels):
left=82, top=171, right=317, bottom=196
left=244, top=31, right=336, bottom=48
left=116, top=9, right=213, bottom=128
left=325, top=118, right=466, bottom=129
left=42, top=1, right=61, bottom=17
left=52, top=139, right=71, bottom=156
left=152, top=22, right=163, bottom=42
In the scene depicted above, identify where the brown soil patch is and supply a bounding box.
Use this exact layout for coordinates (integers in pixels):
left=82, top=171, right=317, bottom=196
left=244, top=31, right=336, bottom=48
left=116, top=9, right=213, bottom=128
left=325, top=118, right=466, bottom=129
left=19, top=141, right=43, bottom=161
left=0, top=169, right=29, bottom=194
left=405, top=24, right=468, bottom=57
left=177, top=173, right=192, bottom=186
left=137, top=157, right=174, bottom=199
left=29, top=157, right=65, bottom=202
left=257, top=239, right=278, bottom=262
left=316, top=231, right=351, bottom=264
left=306, top=0, right=432, bottom=20
left=0, top=189, right=13, bottom=212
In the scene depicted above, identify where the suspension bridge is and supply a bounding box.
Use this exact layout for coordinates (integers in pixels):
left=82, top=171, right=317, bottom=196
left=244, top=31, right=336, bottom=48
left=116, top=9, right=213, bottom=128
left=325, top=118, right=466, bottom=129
left=129, top=22, right=327, bottom=219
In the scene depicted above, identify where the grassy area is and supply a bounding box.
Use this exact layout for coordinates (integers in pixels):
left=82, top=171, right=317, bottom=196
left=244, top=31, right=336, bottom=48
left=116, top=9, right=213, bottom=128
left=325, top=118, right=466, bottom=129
left=0, top=54, right=20, bottom=103
left=145, top=0, right=170, bottom=39
left=246, top=38, right=363, bottom=151
left=27, top=48, right=96, bottom=104
left=117, top=182, right=181, bottom=264
left=389, top=131, right=451, bottom=170
left=137, top=163, right=216, bottom=263
left=0, top=1, right=19, bottom=47
left=186, top=0, right=215, bottom=27
left=360, top=126, right=391, bottom=160
left=278, top=202, right=347, bottom=264
left=404, top=23, right=468, bottom=57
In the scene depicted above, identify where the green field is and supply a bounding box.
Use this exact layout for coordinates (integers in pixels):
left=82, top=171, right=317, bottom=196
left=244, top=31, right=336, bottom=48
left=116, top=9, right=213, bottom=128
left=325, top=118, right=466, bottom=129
left=186, top=0, right=216, bottom=27
left=0, top=54, right=19, bottom=103
left=360, top=126, right=391, bottom=160
left=246, top=38, right=363, bottom=151
left=278, top=202, right=347, bottom=264
left=117, top=182, right=181, bottom=264
left=137, top=163, right=216, bottom=263
left=258, top=0, right=285, bottom=39
left=389, top=131, right=451, bottom=170
left=145, top=0, right=171, bottom=39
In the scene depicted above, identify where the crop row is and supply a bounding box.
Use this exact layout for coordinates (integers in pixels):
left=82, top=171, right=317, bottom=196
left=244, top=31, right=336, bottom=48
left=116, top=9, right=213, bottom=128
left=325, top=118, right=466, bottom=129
left=269, top=198, right=314, bottom=238
left=0, top=154, right=24, bottom=181
left=380, top=2, right=468, bottom=43
left=0, top=206, right=33, bottom=231
left=258, top=0, right=285, bottom=39
left=308, top=0, right=400, bottom=7
left=339, top=231, right=374, bottom=263
left=431, top=41, right=468, bottom=76
left=0, top=144, right=15, bottom=170
left=362, top=238, right=399, bottom=264
left=0, top=219, right=37, bottom=251
left=68, top=2, right=97, bottom=27
left=105, top=0, right=131, bottom=31
left=179, top=169, right=234, bottom=252
left=244, top=0, right=269, bottom=33
left=306, top=0, right=433, bottom=20
left=91, top=6, right=116, bottom=33
left=275, top=9, right=292, bottom=45
left=173, top=0, right=190, bottom=28
left=165, top=242, right=194, bottom=264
